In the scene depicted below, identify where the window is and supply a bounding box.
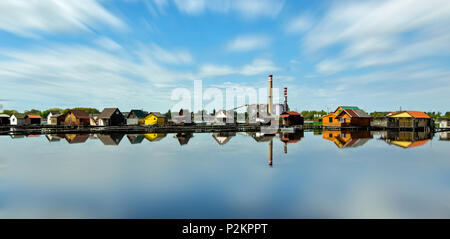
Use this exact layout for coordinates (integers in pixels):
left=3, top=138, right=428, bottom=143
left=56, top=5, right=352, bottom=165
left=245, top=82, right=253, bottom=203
left=329, top=133, right=333, bottom=138
left=329, top=117, right=333, bottom=123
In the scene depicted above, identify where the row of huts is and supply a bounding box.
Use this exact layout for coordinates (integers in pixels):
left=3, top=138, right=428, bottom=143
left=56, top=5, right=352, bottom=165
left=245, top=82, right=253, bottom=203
left=321, top=106, right=435, bottom=129
left=0, top=108, right=168, bottom=126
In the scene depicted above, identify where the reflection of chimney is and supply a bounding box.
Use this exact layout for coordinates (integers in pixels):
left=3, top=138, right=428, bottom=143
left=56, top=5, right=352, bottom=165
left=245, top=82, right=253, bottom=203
left=268, top=75, right=273, bottom=115
left=284, top=142, right=287, bottom=154
left=269, top=139, right=273, bottom=167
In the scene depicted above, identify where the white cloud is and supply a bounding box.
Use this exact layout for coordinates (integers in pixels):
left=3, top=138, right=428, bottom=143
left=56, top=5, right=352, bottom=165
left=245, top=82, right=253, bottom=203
left=148, top=43, right=194, bottom=64
left=94, top=37, right=122, bottom=51
left=198, top=57, right=280, bottom=78
left=299, top=0, right=450, bottom=75
left=0, top=0, right=126, bottom=37
left=226, top=35, right=271, bottom=52
left=284, top=14, right=313, bottom=34
left=0, top=43, right=193, bottom=111
left=171, top=0, right=284, bottom=19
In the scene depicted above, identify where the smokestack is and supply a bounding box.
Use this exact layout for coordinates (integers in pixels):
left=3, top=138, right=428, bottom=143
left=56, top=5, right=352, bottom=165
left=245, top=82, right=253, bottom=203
left=268, top=75, right=273, bottom=115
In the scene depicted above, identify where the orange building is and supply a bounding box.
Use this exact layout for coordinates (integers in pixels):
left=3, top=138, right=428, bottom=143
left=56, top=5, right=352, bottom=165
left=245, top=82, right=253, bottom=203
left=322, top=106, right=372, bottom=127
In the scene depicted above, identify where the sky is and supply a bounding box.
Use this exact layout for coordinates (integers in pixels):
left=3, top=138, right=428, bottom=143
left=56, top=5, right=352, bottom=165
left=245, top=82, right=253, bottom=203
left=0, top=0, right=449, bottom=113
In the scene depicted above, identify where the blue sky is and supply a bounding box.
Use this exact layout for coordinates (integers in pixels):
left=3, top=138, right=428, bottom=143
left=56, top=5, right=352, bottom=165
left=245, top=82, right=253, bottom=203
left=0, top=0, right=449, bottom=113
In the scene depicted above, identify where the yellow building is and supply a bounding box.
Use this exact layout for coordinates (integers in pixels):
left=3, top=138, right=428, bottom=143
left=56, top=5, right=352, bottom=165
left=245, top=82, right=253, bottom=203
left=144, top=133, right=166, bottom=142
left=144, top=112, right=166, bottom=125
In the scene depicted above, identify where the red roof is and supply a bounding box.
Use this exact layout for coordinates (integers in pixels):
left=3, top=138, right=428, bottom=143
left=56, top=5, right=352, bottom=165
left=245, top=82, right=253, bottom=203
left=408, top=139, right=430, bottom=148
left=27, top=115, right=42, bottom=119
left=405, top=111, right=430, bottom=119
left=280, top=111, right=303, bottom=118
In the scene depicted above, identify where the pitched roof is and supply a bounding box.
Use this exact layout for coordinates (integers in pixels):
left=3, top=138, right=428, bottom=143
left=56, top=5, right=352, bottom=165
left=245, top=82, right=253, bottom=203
left=405, top=111, right=431, bottom=119
left=280, top=111, right=303, bottom=118
left=26, top=114, right=42, bottom=119
left=128, top=109, right=147, bottom=119
left=98, top=108, right=120, bottom=118
left=68, top=110, right=89, bottom=119
left=12, top=113, right=25, bottom=119
left=338, top=108, right=371, bottom=118
left=389, top=111, right=431, bottom=119
left=340, top=106, right=360, bottom=110
left=149, top=112, right=165, bottom=118
left=49, top=111, right=61, bottom=115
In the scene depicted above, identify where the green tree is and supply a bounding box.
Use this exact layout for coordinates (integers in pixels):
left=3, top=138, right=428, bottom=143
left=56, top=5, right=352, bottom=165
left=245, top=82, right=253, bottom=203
left=41, top=108, right=64, bottom=118
left=24, top=109, right=42, bottom=116
left=2, top=109, right=18, bottom=115
left=165, top=109, right=172, bottom=120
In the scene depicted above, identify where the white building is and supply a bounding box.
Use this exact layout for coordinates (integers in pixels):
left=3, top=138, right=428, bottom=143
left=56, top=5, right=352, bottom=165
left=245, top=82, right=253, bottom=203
left=438, top=118, right=450, bottom=128
left=47, top=111, right=62, bottom=125
left=9, top=114, right=25, bottom=126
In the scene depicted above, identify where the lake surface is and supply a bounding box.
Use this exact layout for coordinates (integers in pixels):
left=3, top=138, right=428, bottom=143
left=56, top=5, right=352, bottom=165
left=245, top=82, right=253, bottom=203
left=0, top=130, right=449, bottom=218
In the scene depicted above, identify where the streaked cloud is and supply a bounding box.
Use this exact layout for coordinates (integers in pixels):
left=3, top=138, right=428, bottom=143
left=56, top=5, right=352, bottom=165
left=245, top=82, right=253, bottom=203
left=0, top=0, right=126, bottom=37
left=226, top=34, right=271, bottom=52
left=169, top=0, right=284, bottom=19
left=199, top=57, right=280, bottom=78
left=284, top=14, right=313, bottom=34
left=300, top=0, right=450, bottom=74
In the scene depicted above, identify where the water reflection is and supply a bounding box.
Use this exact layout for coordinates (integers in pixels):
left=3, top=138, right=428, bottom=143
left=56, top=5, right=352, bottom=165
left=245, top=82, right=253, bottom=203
left=322, top=130, right=372, bottom=148
left=379, top=131, right=433, bottom=148
left=1, top=129, right=449, bottom=218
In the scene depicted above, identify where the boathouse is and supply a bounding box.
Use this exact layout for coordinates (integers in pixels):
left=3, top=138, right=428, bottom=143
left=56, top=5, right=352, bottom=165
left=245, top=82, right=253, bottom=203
left=145, top=112, right=166, bottom=125
left=127, top=109, right=147, bottom=125
left=9, top=113, right=25, bottom=126
left=388, top=111, right=431, bottom=128
left=64, top=110, right=90, bottom=126
left=99, top=108, right=126, bottom=126
left=171, top=109, right=191, bottom=124
left=322, top=106, right=371, bottom=127
left=280, top=111, right=304, bottom=126
left=24, top=115, right=42, bottom=125
left=89, top=114, right=100, bottom=126
left=0, top=114, right=10, bottom=125
left=47, top=111, right=61, bottom=125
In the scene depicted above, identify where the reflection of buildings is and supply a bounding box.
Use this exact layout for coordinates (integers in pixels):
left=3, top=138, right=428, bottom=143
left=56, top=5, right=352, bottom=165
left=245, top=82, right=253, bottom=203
left=251, top=132, right=275, bottom=142
left=127, top=134, right=145, bottom=144
left=175, top=132, right=193, bottom=145
left=65, top=134, right=89, bottom=144
left=381, top=131, right=432, bottom=148
left=145, top=133, right=166, bottom=142
left=10, top=135, right=25, bottom=139
left=280, top=131, right=304, bottom=153
left=45, top=134, right=62, bottom=142
left=440, top=132, right=450, bottom=141
left=323, top=130, right=372, bottom=148
left=98, top=133, right=124, bottom=146
left=212, top=132, right=235, bottom=145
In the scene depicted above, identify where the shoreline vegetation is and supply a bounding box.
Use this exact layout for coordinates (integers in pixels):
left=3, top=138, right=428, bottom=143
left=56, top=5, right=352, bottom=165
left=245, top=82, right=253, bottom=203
left=2, top=108, right=450, bottom=121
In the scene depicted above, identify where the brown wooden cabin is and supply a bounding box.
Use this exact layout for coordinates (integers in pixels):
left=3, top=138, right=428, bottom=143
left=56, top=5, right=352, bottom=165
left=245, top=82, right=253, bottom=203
left=64, top=110, right=90, bottom=126
left=99, top=108, right=126, bottom=126
left=24, top=115, right=42, bottom=125
left=334, top=108, right=372, bottom=127
left=280, top=111, right=304, bottom=126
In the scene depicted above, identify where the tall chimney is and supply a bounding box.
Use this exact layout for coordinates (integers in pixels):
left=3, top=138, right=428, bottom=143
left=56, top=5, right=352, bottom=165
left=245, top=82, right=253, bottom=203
left=268, top=75, right=273, bottom=115
left=284, top=87, right=289, bottom=112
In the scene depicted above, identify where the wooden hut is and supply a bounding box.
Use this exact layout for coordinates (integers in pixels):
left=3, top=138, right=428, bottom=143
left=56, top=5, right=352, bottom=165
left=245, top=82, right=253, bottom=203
left=24, top=115, right=42, bottom=125
left=0, top=114, right=10, bottom=125
left=47, top=111, right=61, bottom=125
left=10, top=113, right=25, bottom=126
left=99, top=108, right=126, bottom=126
left=64, top=110, right=90, bottom=126
left=144, top=112, right=166, bottom=125
left=127, top=110, right=147, bottom=125
left=280, top=111, right=304, bottom=126
left=388, top=111, right=431, bottom=128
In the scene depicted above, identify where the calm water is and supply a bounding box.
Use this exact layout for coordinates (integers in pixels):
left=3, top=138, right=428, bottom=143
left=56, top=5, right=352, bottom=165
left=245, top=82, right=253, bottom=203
left=0, top=130, right=449, bottom=218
